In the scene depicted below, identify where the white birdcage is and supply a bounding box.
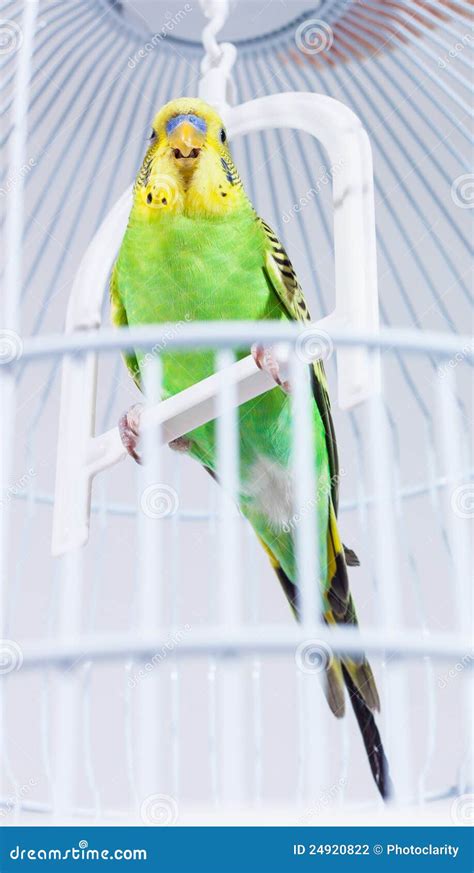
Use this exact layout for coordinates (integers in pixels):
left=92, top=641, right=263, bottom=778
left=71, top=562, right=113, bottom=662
left=0, top=0, right=472, bottom=826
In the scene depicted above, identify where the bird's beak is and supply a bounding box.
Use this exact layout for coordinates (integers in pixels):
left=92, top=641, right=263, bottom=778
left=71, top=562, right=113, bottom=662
left=168, top=119, right=206, bottom=162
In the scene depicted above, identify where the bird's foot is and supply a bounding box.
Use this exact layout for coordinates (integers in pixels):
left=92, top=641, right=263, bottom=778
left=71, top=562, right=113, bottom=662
left=251, top=344, right=291, bottom=393
left=168, top=435, right=192, bottom=453
left=118, top=403, right=143, bottom=464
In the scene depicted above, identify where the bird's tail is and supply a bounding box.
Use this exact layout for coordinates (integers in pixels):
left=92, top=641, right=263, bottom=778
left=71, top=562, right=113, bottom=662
left=324, top=501, right=392, bottom=800
left=257, top=503, right=392, bottom=801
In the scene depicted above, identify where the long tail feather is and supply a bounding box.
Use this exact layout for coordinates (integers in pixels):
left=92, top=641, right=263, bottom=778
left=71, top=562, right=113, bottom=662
left=257, top=521, right=392, bottom=800
left=341, top=664, right=393, bottom=800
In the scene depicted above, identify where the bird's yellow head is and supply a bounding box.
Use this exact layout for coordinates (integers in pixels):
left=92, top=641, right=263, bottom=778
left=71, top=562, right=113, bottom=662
left=133, top=98, right=246, bottom=219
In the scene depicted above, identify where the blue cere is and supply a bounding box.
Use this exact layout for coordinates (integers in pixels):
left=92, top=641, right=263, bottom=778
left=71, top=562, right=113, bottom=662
left=166, top=114, right=207, bottom=135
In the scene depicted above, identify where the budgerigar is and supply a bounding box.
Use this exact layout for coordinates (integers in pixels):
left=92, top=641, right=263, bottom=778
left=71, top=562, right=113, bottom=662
left=111, top=98, right=391, bottom=799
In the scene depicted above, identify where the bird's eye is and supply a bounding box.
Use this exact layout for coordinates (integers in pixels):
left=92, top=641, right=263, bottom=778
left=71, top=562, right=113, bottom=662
left=149, top=129, right=157, bottom=141
left=220, top=128, right=226, bottom=143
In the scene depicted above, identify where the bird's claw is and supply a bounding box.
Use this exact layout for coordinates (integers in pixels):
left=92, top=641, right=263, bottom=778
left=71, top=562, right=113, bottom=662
left=251, top=343, right=291, bottom=393
left=168, top=435, right=192, bottom=453
left=118, top=403, right=143, bottom=464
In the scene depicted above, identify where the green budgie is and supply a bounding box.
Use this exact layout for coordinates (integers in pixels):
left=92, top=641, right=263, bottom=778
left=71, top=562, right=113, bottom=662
left=111, top=97, right=391, bottom=799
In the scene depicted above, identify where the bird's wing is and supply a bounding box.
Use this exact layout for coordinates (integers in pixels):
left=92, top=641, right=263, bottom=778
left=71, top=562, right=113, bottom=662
left=259, top=218, right=340, bottom=513
left=110, top=265, right=141, bottom=389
